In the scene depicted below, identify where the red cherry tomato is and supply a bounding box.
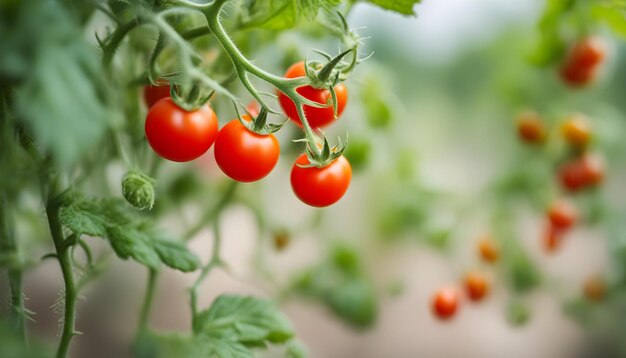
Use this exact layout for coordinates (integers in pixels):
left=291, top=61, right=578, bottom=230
left=214, top=118, right=280, bottom=182
left=547, top=199, right=577, bottom=230
left=567, top=37, right=607, bottom=69
left=290, top=154, right=351, bottom=207
left=145, top=98, right=218, bottom=162
left=516, top=111, right=546, bottom=144
left=143, top=82, right=171, bottom=108
left=432, top=287, right=459, bottom=320
left=560, top=37, right=606, bottom=87
left=278, top=61, right=348, bottom=129
left=464, top=272, right=490, bottom=302
left=558, top=153, right=605, bottom=191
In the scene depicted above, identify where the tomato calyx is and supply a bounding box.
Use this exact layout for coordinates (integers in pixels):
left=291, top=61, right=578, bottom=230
left=297, top=134, right=348, bottom=169
left=235, top=105, right=285, bottom=136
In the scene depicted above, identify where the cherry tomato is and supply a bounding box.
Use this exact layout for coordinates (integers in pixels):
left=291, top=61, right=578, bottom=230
left=547, top=199, right=577, bottom=231
left=145, top=98, right=218, bottom=162
left=290, top=154, right=352, bottom=207
left=542, top=225, right=563, bottom=254
left=464, top=272, right=490, bottom=302
left=478, top=236, right=499, bottom=264
left=583, top=276, right=606, bottom=302
left=567, top=37, right=607, bottom=69
left=432, top=287, right=459, bottom=320
left=214, top=117, right=280, bottom=182
left=560, top=37, right=606, bottom=87
left=558, top=153, right=605, bottom=191
left=278, top=61, right=348, bottom=129
left=143, top=82, right=171, bottom=108
left=516, top=111, right=546, bottom=144
left=561, top=114, right=591, bottom=148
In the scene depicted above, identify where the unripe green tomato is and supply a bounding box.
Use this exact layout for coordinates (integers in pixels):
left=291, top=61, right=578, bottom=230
left=122, top=171, right=156, bottom=210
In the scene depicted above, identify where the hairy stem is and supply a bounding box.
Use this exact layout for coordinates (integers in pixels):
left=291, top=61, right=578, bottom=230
left=136, top=268, right=158, bottom=339
left=46, top=193, right=78, bottom=358
left=0, top=195, right=27, bottom=345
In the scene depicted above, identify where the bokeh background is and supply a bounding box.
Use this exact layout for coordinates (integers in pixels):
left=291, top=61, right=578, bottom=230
left=4, top=0, right=626, bottom=357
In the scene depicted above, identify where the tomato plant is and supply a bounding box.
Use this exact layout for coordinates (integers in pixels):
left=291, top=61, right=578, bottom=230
left=2, top=0, right=626, bottom=356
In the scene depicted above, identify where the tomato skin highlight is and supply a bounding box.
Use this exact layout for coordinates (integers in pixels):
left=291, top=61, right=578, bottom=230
left=432, top=287, right=459, bottom=320
left=278, top=61, right=348, bottom=129
left=464, top=272, right=489, bottom=302
left=290, top=154, right=352, bottom=207
left=547, top=199, right=577, bottom=230
left=145, top=98, right=218, bottom=162
left=214, top=119, right=280, bottom=182
left=143, top=84, right=171, bottom=108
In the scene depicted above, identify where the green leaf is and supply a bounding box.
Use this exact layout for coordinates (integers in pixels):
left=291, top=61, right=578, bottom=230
left=286, top=339, right=309, bottom=358
left=242, top=0, right=341, bottom=29
left=107, top=226, right=161, bottom=270
left=193, top=295, right=294, bottom=346
left=365, top=0, right=420, bottom=16
left=154, top=334, right=253, bottom=358
left=153, top=239, right=200, bottom=272
left=8, top=1, right=109, bottom=167
left=59, top=200, right=108, bottom=238
left=592, top=3, right=626, bottom=39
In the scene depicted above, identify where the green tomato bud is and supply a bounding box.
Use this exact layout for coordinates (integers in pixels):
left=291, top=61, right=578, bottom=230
left=122, top=171, right=156, bottom=210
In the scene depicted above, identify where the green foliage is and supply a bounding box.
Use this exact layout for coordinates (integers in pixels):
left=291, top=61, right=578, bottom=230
left=60, top=195, right=200, bottom=272
left=507, top=250, right=541, bottom=293
left=0, top=0, right=109, bottom=167
left=241, top=0, right=342, bottom=29
left=365, top=0, right=420, bottom=16
left=293, top=244, right=378, bottom=328
left=193, top=295, right=294, bottom=345
left=150, top=295, right=297, bottom=357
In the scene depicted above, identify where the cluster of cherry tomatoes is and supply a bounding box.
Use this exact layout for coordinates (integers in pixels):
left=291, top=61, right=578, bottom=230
left=559, top=37, right=607, bottom=87
left=431, top=236, right=498, bottom=320
left=141, top=61, right=352, bottom=207
left=517, top=111, right=605, bottom=252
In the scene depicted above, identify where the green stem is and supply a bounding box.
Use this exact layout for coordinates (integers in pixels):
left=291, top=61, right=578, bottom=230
left=136, top=268, right=158, bottom=338
left=203, top=0, right=321, bottom=150
left=0, top=195, right=27, bottom=345
left=183, top=181, right=238, bottom=241
left=190, top=220, right=222, bottom=319
left=46, top=193, right=78, bottom=358
left=102, top=19, right=144, bottom=67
